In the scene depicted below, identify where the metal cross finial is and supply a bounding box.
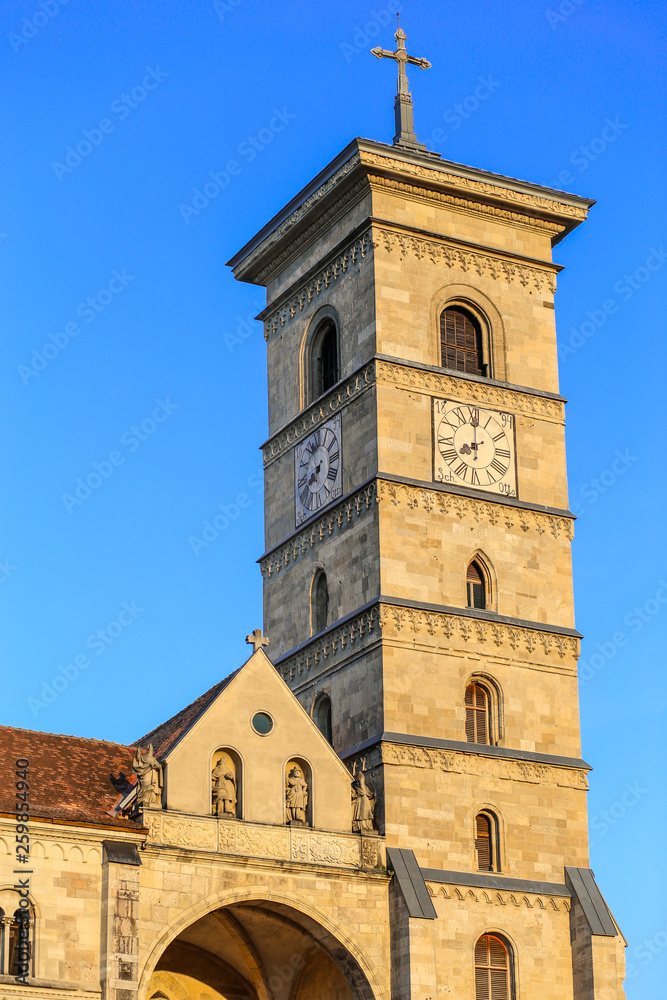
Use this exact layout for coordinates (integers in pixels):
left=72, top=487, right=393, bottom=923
left=245, top=628, right=269, bottom=653
left=371, top=21, right=431, bottom=151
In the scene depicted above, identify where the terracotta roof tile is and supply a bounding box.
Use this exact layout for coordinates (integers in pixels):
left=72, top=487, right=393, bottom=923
left=135, top=671, right=238, bottom=759
left=0, top=726, right=141, bottom=829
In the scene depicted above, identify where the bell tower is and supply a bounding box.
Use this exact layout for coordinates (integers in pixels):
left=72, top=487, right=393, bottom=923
left=227, top=30, right=626, bottom=998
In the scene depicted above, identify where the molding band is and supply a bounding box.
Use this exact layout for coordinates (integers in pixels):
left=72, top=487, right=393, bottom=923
left=422, top=868, right=570, bottom=897
left=264, top=229, right=374, bottom=337
left=374, top=225, right=557, bottom=294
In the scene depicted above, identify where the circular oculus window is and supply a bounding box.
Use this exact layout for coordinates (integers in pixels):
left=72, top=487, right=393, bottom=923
left=251, top=711, right=274, bottom=736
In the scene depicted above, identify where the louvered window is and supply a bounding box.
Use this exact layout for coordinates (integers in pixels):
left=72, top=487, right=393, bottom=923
left=475, top=814, right=492, bottom=870
left=474, top=934, right=511, bottom=1000
left=440, top=308, right=484, bottom=376
left=467, top=562, right=486, bottom=609
left=465, top=683, right=489, bottom=744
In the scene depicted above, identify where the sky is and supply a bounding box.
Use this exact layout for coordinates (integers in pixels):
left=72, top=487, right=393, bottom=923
left=1, top=0, right=665, bottom=994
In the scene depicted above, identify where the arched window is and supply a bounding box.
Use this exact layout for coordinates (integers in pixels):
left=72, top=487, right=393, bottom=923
left=475, top=812, right=500, bottom=872
left=311, top=570, right=329, bottom=635
left=313, top=694, right=333, bottom=745
left=474, top=934, right=513, bottom=1000
left=310, top=320, right=339, bottom=401
left=465, top=683, right=490, bottom=744
left=440, top=307, right=485, bottom=376
left=3, top=908, right=32, bottom=977
left=467, top=561, right=486, bottom=609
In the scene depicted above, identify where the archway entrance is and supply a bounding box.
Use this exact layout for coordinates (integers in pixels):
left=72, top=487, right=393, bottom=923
left=147, top=900, right=373, bottom=1000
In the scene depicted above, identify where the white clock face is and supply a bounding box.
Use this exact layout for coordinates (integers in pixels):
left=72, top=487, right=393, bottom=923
left=295, top=414, right=342, bottom=525
left=433, top=399, right=517, bottom=498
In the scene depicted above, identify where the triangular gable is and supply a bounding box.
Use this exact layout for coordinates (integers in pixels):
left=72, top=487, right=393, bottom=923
left=154, top=648, right=355, bottom=833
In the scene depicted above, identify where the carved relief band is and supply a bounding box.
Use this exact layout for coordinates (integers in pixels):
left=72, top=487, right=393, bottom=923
left=374, top=226, right=557, bottom=295
left=377, top=480, right=574, bottom=541
left=262, top=361, right=375, bottom=467
left=425, top=881, right=570, bottom=912
left=144, top=813, right=373, bottom=869
left=346, top=741, right=588, bottom=790
left=260, top=482, right=377, bottom=577
left=263, top=229, right=374, bottom=336
left=375, top=358, right=565, bottom=422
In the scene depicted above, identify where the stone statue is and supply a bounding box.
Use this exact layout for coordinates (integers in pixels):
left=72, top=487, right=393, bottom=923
left=211, top=760, right=237, bottom=816
left=285, top=765, right=309, bottom=824
left=132, top=744, right=162, bottom=809
left=351, top=770, right=376, bottom=833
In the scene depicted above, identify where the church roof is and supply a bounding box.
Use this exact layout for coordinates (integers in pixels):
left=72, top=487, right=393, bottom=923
left=0, top=726, right=141, bottom=829
left=134, top=670, right=239, bottom=759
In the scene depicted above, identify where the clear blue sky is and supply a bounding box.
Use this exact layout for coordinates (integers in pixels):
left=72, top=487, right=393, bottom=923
left=1, top=0, right=665, bottom=993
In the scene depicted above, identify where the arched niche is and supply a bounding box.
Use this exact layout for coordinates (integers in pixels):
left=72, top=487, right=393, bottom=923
left=284, top=757, right=312, bottom=827
left=211, top=748, right=242, bottom=820
left=430, top=284, right=507, bottom=382
left=300, top=305, right=341, bottom=407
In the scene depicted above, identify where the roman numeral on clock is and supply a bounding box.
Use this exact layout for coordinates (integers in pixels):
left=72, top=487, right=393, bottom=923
left=490, top=458, right=507, bottom=477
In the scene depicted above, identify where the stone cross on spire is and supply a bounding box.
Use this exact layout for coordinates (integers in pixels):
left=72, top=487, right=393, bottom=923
left=245, top=628, right=269, bottom=653
left=371, top=14, right=432, bottom=152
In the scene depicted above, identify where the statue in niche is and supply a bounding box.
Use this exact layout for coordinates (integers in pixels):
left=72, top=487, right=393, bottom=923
left=211, top=758, right=237, bottom=817
left=285, top=765, right=309, bottom=824
left=132, top=744, right=163, bottom=809
left=351, top=767, right=376, bottom=833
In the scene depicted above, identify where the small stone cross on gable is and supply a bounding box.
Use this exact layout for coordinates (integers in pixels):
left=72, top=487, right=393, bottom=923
left=245, top=628, right=269, bottom=653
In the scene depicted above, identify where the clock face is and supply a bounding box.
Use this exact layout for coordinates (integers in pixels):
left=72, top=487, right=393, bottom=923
left=433, top=399, right=517, bottom=498
left=294, top=414, right=342, bottom=526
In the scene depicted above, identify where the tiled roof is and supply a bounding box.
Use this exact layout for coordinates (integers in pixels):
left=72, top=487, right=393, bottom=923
left=0, top=726, right=141, bottom=829
left=135, top=670, right=239, bottom=759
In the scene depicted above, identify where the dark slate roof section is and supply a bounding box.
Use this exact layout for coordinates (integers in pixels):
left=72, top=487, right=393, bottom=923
left=103, top=841, right=142, bottom=866
left=565, top=867, right=618, bottom=936
left=135, top=671, right=239, bottom=760
left=341, top=732, right=591, bottom=772
left=387, top=848, right=438, bottom=919
left=0, top=726, right=141, bottom=829
left=422, top=868, right=571, bottom=897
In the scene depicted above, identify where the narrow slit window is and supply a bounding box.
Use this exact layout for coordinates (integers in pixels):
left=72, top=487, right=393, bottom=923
left=467, top=562, right=486, bottom=609
left=475, top=814, right=492, bottom=870
left=312, top=570, right=329, bottom=635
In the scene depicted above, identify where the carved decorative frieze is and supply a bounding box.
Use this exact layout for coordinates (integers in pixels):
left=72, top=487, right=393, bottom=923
left=362, top=151, right=588, bottom=220
left=349, top=741, right=588, bottom=790
left=375, top=226, right=556, bottom=294
left=261, top=483, right=377, bottom=577
left=376, top=358, right=564, bottom=420
left=264, top=230, right=374, bottom=336
left=276, top=606, right=382, bottom=683
left=239, top=154, right=363, bottom=281
left=377, top=480, right=574, bottom=541
left=426, top=881, right=570, bottom=911
left=145, top=812, right=372, bottom=869
left=368, top=174, right=563, bottom=236
left=277, top=599, right=578, bottom=685
left=262, top=361, right=375, bottom=467
left=378, top=603, right=580, bottom=660
left=254, top=178, right=370, bottom=287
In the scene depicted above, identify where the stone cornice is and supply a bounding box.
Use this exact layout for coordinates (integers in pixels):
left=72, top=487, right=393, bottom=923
left=262, top=359, right=375, bottom=467
left=377, top=478, right=574, bottom=541
left=368, top=172, right=564, bottom=236
left=260, top=481, right=377, bottom=577
left=228, top=139, right=592, bottom=283
left=360, top=148, right=591, bottom=223
left=259, top=476, right=572, bottom=580
left=374, top=224, right=558, bottom=295
left=263, top=228, right=373, bottom=337
left=254, top=176, right=370, bottom=288
left=262, top=356, right=565, bottom=468
left=423, top=872, right=571, bottom=911
left=274, top=599, right=580, bottom=684
left=344, top=739, right=589, bottom=791
left=375, top=356, right=565, bottom=421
